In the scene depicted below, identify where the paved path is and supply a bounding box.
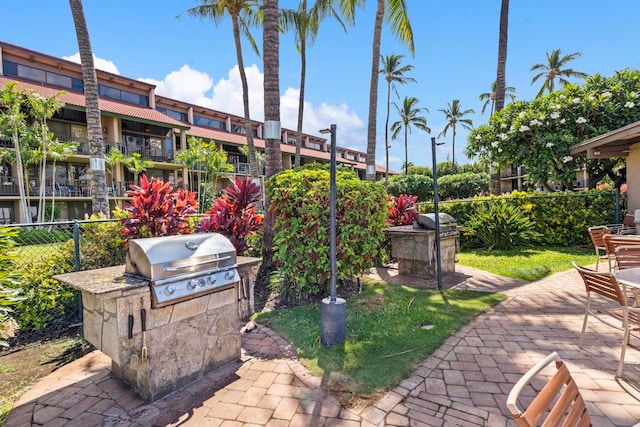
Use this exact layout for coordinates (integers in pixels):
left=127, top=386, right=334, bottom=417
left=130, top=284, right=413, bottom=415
left=5, top=265, right=640, bottom=426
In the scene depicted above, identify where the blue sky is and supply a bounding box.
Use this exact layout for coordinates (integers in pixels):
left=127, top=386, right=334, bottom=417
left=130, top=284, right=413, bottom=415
left=2, top=1, right=640, bottom=171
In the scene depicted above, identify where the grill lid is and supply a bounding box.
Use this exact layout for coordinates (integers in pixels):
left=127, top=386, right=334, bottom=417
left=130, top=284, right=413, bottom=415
left=125, top=233, right=237, bottom=280
left=414, top=213, right=457, bottom=230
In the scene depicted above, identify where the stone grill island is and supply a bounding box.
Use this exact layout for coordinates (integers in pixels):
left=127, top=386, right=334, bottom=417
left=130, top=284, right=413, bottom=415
left=55, top=255, right=260, bottom=402
left=385, top=214, right=460, bottom=278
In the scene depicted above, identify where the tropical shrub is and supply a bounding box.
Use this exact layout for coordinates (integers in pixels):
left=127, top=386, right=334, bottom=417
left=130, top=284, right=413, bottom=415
left=12, top=250, right=76, bottom=332
left=387, top=174, right=433, bottom=201
left=121, top=174, right=198, bottom=243
left=387, top=194, right=418, bottom=226
left=0, top=226, right=24, bottom=346
left=196, top=177, right=263, bottom=255
left=438, top=172, right=490, bottom=200
left=268, top=165, right=387, bottom=295
left=462, top=201, right=541, bottom=250
left=77, top=216, right=126, bottom=269
left=426, top=189, right=618, bottom=247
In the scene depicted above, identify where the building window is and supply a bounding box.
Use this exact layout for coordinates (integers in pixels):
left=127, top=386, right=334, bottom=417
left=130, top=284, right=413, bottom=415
left=2, top=60, right=83, bottom=91
left=157, top=107, right=187, bottom=123
left=194, top=115, right=225, bottom=130
left=98, top=84, right=149, bottom=107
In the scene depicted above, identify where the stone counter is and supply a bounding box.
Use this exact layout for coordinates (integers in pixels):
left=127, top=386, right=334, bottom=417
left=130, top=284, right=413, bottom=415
left=385, top=226, right=458, bottom=279
left=55, top=256, right=261, bottom=402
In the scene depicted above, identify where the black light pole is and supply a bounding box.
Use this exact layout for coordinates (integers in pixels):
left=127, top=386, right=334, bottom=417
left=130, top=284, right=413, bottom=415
left=431, top=137, right=444, bottom=291
left=319, top=124, right=345, bottom=347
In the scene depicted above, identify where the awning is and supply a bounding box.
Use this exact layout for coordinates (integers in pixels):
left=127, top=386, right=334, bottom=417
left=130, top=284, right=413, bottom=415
left=570, top=120, right=640, bottom=158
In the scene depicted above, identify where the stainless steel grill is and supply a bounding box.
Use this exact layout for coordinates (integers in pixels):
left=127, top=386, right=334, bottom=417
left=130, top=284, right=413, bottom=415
left=414, top=213, right=459, bottom=236
left=125, top=233, right=239, bottom=308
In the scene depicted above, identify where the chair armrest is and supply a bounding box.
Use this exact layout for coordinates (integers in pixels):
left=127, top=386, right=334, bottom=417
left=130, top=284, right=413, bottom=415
left=506, top=352, right=561, bottom=416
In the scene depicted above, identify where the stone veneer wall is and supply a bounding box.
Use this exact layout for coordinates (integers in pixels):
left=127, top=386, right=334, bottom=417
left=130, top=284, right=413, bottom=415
left=82, top=285, right=241, bottom=401
left=387, top=227, right=458, bottom=278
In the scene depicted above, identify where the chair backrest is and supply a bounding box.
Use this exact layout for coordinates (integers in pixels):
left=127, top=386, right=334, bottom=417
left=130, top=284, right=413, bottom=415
left=573, top=262, right=626, bottom=306
left=602, top=234, right=640, bottom=258
left=507, top=352, right=591, bottom=427
left=588, top=226, right=610, bottom=248
left=615, top=245, right=640, bottom=270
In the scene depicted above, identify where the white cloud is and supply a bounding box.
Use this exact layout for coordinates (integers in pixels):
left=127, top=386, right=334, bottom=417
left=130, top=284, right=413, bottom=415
left=141, top=63, right=367, bottom=153
left=63, top=52, right=120, bottom=75
left=139, top=65, right=215, bottom=108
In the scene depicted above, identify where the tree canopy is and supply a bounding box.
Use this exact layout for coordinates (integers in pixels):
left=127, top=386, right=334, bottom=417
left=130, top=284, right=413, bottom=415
left=466, top=69, right=640, bottom=190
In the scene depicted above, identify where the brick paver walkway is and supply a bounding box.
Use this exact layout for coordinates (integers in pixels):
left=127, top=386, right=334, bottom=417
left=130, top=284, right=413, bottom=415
left=5, top=265, right=640, bottom=426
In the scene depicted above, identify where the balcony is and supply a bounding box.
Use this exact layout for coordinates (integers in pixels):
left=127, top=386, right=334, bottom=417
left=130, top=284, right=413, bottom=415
left=0, top=177, right=18, bottom=196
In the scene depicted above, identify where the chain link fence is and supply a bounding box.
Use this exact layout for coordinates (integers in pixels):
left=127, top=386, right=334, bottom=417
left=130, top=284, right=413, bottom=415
left=1, top=219, right=124, bottom=355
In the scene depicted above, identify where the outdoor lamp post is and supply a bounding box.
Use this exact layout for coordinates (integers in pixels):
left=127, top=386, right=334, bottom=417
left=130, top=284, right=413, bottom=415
left=431, top=137, right=445, bottom=291
left=319, top=124, right=346, bottom=348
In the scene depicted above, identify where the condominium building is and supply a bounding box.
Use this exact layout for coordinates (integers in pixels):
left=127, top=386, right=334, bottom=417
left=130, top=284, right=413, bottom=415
left=0, top=41, right=386, bottom=223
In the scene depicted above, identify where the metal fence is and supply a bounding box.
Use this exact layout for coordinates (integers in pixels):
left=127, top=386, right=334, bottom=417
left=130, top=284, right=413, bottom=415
left=1, top=219, right=121, bottom=354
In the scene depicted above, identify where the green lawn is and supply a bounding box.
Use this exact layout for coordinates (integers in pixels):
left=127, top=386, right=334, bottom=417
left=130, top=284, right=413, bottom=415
left=255, top=281, right=505, bottom=403
left=456, top=246, right=595, bottom=281
left=13, top=243, right=64, bottom=265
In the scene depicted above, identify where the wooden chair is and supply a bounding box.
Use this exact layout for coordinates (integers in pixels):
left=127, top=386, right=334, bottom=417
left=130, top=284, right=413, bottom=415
left=615, top=245, right=640, bottom=270
left=573, top=262, right=640, bottom=376
left=588, top=226, right=610, bottom=271
left=602, top=234, right=640, bottom=271
left=506, top=351, right=592, bottom=427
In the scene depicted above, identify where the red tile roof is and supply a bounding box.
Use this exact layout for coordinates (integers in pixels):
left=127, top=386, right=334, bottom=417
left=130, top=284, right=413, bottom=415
left=0, top=76, right=390, bottom=174
left=0, top=76, right=188, bottom=129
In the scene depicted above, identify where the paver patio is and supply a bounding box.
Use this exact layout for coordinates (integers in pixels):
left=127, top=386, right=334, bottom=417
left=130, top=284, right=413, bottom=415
left=4, top=265, right=640, bottom=426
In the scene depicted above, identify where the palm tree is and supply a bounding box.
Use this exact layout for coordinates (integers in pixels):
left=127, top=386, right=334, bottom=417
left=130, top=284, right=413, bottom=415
left=125, top=153, right=154, bottom=184
left=380, top=53, right=415, bottom=185
left=438, top=99, right=474, bottom=172
left=365, top=0, right=414, bottom=182
left=48, top=140, right=79, bottom=221
left=494, top=0, right=509, bottom=112
left=280, top=0, right=349, bottom=168
left=182, top=0, right=261, bottom=178
left=26, top=90, right=64, bottom=222
left=479, top=80, right=516, bottom=115
left=530, top=49, right=588, bottom=97
left=0, top=83, right=30, bottom=223
left=69, top=0, right=108, bottom=216
left=258, top=0, right=282, bottom=288
left=390, top=96, right=430, bottom=175
left=174, top=137, right=208, bottom=208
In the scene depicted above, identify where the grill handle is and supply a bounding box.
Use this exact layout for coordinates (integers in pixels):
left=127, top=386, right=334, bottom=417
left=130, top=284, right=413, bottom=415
left=163, top=255, right=232, bottom=272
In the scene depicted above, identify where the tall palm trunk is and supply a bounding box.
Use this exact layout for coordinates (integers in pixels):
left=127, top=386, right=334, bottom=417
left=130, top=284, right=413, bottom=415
left=452, top=125, right=456, bottom=172
left=294, top=0, right=307, bottom=169
left=258, top=0, right=282, bottom=292
left=494, top=0, right=509, bottom=112
left=12, top=129, right=29, bottom=223
left=37, top=124, right=48, bottom=223
left=366, top=0, right=384, bottom=182
left=385, top=73, right=391, bottom=182
left=403, top=124, right=408, bottom=175
left=69, top=0, right=108, bottom=216
left=231, top=16, right=259, bottom=178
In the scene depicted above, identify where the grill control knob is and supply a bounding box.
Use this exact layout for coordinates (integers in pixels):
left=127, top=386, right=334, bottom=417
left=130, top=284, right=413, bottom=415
left=208, top=275, right=217, bottom=285
left=187, top=280, right=197, bottom=290
left=165, top=286, right=176, bottom=295
left=225, top=271, right=235, bottom=280
left=198, top=278, right=206, bottom=287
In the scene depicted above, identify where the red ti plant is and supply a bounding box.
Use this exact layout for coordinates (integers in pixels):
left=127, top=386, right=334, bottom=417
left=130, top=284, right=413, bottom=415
left=196, top=177, right=263, bottom=255
left=387, top=193, right=419, bottom=226
left=121, top=174, right=198, bottom=243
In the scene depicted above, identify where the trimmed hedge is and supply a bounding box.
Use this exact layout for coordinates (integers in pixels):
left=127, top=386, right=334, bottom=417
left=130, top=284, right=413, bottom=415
left=420, top=190, right=619, bottom=247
